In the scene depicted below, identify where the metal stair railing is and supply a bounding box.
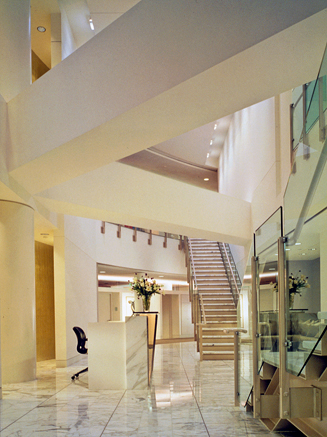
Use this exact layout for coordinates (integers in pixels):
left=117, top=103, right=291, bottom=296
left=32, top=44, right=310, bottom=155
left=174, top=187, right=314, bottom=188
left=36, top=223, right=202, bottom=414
left=218, top=242, right=241, bottom=306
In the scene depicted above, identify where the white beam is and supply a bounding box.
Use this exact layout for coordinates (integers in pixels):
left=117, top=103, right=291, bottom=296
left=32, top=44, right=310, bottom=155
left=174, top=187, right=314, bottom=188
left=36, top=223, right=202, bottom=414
left=35, top=162, right=251, bottom=245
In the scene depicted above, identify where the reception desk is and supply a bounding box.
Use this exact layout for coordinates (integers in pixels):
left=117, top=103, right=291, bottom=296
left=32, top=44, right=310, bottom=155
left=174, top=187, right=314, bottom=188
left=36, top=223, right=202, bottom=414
left=88, top=313, right=158, bottom=390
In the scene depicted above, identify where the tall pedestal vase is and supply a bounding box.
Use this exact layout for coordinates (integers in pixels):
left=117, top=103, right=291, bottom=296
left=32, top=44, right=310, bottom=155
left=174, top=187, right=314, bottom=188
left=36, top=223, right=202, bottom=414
left=289, top=293, right=295, bottom=309
left=142, top=295, right=151, bottom=312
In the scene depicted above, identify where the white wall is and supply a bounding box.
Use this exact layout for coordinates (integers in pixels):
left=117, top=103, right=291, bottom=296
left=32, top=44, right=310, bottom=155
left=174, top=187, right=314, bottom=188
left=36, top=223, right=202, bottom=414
left=96, top=222, right=186, bottom=276
left=220, top=93, right=292, bottom=278
left=0, top=0, right=31, bottom=101
left=58, top=2, right=77, bottom=60
left=54, top=215, right=97, bottom=366
left=54, top=217, right=187, bottom=365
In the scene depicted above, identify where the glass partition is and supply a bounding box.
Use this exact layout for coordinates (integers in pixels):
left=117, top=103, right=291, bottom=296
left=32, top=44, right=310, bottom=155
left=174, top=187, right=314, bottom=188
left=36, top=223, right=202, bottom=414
left=237, top=242, right=253, bottom=407
left=254, top=208, right=283, bottom=371
left=284, top=44, right=327, bottom=376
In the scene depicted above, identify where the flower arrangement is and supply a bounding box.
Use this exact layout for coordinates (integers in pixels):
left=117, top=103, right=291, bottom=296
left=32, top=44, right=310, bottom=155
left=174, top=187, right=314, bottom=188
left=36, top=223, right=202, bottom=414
left=288, top=272, right=310, bottom=296
left=271, top=271, right=310, bottom=308
left=130, top=274, right=163, bottom=311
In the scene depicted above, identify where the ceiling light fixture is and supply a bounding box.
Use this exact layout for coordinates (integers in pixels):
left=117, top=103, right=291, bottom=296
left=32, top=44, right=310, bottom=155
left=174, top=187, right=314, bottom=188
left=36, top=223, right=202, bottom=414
left=210, top=140, right=213, bottom=145
left=295, top=242, right=301, bottom=245
left=204, top=178, right=209, bottom=181
left=302, top=253, right=306, bottom=255
left=89, top=18, right=94, bottom=30
left=214, top=124, right=217, bottom=130
left=206, top=153, right=210, bottom=158
left=37, top=26, right=46, bottom=32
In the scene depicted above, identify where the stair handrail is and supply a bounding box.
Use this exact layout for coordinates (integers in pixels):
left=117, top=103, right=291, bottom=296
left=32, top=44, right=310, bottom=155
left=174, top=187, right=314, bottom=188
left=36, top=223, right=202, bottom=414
left=188, top=239, right=209, bottom=327
left=187, top=239, right=198, bottom=291
left=219, top=242, right=240, bottom=304
left=199, top=294, right=207, bottom=325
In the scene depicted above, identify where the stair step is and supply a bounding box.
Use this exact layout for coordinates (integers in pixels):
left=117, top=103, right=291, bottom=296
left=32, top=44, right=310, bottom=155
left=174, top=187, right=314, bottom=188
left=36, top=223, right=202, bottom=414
left=205, top=308, right=235, bottom=311
left=202, top=344, right=233, bottom=350
left=201, top=295, right=234, bottom=299
left=201, top=297, right=234, bottom=301
left=202, top=352, right=234, bottom=360
left=205, top=321, right=237, bottom=326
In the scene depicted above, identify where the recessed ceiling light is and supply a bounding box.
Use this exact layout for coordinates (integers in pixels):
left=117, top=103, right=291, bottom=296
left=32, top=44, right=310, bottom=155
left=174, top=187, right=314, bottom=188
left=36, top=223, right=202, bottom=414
left=295, top=242, right=301, bottom=245
left=89, top=18, right=94, bottom=30
left=37, top=26, right=46, bottom=32
left=204, top=178, right=209, bottom=181
left=214, top=124, right=217, bottom=130
left=206, top=153, right=210, bottom=158
left=159, top=275, right=164, bottom=278
left=210, top=140, right=213, bottom=145
left=286, top=248, right=290, bottom=251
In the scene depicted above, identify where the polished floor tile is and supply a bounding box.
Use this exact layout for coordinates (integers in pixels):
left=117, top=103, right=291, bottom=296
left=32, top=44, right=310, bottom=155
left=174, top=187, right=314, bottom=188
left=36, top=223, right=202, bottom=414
left=0, top=342, right=304, bottom=436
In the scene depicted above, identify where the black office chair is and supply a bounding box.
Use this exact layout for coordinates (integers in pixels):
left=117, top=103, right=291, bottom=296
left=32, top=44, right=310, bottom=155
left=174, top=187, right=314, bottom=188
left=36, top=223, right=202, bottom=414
left=71, top=326, right=88, bottom=381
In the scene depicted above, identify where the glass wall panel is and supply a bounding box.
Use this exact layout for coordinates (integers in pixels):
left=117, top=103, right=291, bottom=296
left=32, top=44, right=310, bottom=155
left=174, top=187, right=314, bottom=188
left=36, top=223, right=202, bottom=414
left=237, top=243, right=253, bottom=407
left=285, top=208, right=326, bottom=376
left=255, top=208, right=282, bottom=371
left=284, top=44, right=327, bottom=376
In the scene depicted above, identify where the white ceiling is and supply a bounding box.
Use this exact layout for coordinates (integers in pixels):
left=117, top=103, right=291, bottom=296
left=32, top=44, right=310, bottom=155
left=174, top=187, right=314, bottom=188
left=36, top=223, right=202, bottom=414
left=10, top=2, right=327, bottom=247
left=30, top=0, right=230, bottom=175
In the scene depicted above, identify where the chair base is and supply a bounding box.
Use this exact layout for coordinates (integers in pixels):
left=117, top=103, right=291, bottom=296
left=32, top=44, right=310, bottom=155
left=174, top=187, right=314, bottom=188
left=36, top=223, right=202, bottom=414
left=71, top=367, right=88, bottom=381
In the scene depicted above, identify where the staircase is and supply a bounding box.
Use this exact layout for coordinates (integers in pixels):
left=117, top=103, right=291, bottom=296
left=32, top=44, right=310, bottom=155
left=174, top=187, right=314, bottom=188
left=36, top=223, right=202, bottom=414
left=189, top=238, right=237, bottom=360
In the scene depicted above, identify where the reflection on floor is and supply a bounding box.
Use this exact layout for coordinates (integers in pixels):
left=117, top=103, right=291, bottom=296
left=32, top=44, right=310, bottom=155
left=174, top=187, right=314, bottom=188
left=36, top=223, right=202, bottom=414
left=0, top=342, right=304, bottom=436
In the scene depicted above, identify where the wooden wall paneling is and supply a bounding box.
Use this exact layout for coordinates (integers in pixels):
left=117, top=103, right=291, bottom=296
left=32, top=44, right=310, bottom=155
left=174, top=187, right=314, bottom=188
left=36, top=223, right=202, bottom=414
left=35, top=242, right=55, bottom=361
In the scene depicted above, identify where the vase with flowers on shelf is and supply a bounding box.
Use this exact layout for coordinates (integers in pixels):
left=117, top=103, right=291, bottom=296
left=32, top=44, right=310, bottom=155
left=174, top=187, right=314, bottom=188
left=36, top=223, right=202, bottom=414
left=271, top=271, right=310, bottom=309
left=130, top=273, right=163, bottom=312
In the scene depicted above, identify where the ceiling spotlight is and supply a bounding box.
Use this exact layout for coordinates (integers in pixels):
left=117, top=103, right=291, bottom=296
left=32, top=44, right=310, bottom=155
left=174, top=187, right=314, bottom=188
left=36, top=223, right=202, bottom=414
left=204, top=178, right=209, bottom=181
left=206, top=153, right=210, bottom=158
left=214, top=124, right=217, bottom=130
left=210, top=140, right=213, bottom=145
left=37, top=26, right=46, bottom=32
left=295, top=242, right=301, bottom=245
left=89, top=18, right=94, bottom=30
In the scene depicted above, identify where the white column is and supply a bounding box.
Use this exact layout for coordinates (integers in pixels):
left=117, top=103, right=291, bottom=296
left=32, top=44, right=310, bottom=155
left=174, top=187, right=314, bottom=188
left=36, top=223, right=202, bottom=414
left=0, top=201, right=36, bottom=383
left=0, top=0, right=31, bottom=101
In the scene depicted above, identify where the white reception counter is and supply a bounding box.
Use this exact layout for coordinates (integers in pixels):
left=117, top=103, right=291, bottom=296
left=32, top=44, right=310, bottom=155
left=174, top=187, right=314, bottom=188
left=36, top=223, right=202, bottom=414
left=88, top=314, right=153, bottom=390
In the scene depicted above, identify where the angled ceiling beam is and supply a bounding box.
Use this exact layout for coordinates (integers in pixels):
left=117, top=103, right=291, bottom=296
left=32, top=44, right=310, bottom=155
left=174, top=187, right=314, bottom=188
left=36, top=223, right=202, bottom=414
left=35, top=162, right=252, bottom=245
left=7, top=2, right=327, bottom=195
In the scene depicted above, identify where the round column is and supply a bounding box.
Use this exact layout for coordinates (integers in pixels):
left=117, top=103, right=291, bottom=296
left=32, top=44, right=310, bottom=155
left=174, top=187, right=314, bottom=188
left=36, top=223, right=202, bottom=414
left=0, top=200, right=36, bottom=383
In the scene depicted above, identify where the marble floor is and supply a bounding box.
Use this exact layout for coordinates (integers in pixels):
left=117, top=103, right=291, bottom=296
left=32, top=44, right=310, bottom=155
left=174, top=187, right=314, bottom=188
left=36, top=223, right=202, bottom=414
left=0, top=342, right=304, bottom=436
